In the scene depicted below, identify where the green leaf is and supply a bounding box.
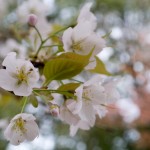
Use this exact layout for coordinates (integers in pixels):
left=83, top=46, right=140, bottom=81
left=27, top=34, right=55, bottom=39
left=57, top=52, right=91, bottom=66
left=43, top=52, right=90, bottom=84
left=58, top=83, right=81, bottom=91
left=89, top=56, right=111, bottom=75
left=29, top=95, right=38, bottom=108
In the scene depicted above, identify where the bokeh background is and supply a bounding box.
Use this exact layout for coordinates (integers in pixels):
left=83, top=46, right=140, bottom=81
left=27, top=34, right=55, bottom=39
left=0, top=0, right=150, bottom=150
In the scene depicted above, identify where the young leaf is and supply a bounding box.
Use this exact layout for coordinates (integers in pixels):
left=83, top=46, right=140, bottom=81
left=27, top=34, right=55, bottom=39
left=29, top=95, right=38, bottom=108
left=43, top=52, right=90, bottom=83
left=89, top=56, right=111, bottom=75
left=58, top=83, right=81, bottom=91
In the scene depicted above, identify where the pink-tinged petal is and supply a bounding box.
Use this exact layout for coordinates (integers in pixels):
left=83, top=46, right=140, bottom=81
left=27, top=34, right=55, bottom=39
left=66, top=99, right=82, bottom=114
left=59, top=106, right=80, bottom=125
left=103, top=79, right=120, bottom=103
left=70, top=125, right=78, bottom=137
left=24, top=121, right=39, bottom=141
left=85, top=85, right=107, bottom=105
left=0, top=69, right=16, bottom=91
left=70, top=120, right=90, bottom=136
left=13, top=83, right=32, bottom=96
left=94, top=105, right=108, bottom=118
left=79, top=101, right=96, bottom=127
left=62, top=27, right=73, bottom=51
left=77, top=2, right=97, bottom=30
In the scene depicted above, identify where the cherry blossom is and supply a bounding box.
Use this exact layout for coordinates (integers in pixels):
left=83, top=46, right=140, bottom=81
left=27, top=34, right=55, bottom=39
left=4, top=113, right=39, bottom=145
left=77, top=2, right=97, bottom=30
left=62, top=3, right=105, bottom=69
left=0, top=52, right=39, bottom=96
left=66, top=75, right=120, bottom=135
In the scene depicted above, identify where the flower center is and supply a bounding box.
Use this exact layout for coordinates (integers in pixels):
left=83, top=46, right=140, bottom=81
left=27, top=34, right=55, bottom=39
left=72, top=42, right=82, bottom=52
left=82, top=87, right=91, bottom=101
left=13, top=117, right=26, bottom=133
left=14, top=66, right=33, bottom=85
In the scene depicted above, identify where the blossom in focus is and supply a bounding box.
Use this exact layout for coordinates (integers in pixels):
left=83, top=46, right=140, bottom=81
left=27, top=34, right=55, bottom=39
left=67, top=75, right=120, bottom=135
left=59, top=102, right=80, bottom=126
left=28, top=14, right=38, bottom=26
left=0, top=52, right=39, bottom=96
left=4, top=113, right=39, bottom=145
left=62, top=3, right=105, bottom=69
left=77, top=2, right=97, bottom=30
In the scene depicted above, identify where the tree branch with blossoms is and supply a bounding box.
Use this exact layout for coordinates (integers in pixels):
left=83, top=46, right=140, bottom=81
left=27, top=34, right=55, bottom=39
left=0, top=2, right=121, bottom=146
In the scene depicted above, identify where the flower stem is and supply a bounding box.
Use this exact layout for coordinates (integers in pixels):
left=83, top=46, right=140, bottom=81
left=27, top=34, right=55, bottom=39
left=34, top=26, right=43, bottom=43
left=42, top=44, right=62, bottom=48
left=21, top=97, right=28, bottom=113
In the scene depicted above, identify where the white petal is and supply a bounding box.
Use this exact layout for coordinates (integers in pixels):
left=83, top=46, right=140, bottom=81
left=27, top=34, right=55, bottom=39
left=59, top=106, right=79, bottom=125
left=20, top=113, right=36, bottom=121
left=24, top=121, right=39, bottom=141
left=13, top=83, right=32, bottom=96
left=94, top=105, right=108, bottom=118
left=70, top=120, right=90, bottom=136
left=9, top=130, right=25, bottom=145
left=85, top=85, right=107, bottom=105
left=77, top=2, right=97, bottom=30
left=79, top=101, right=96, bottom=126
left=81, top=33, right=105, bottom=57
left=66, top=99, right=82, bottom=114
left=84, top=75, right=103, bottom=86
left=2, top=52, right=17, bottom=72
left=73, top=21, right=93, bottom=42
left=0, top=69, right=16, bottom=91
left=70, top=125, right=78, bottom=137
left=4, top=123, right=14, bottom=141
left=62, top=27, right=73, bottom=51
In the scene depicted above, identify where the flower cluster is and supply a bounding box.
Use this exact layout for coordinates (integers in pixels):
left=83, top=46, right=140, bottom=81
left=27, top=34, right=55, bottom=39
left=1, top=2, right=121, bottom=146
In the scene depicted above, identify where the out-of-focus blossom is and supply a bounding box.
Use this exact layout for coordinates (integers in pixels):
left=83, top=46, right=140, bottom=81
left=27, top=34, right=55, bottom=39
left=59, top=103, right=80, bottom=126
left=16, top=0, right=52, bottom=39
left=4, top=113, right=39, bottom=145
left=28, top=14, right=38, bottom=26
left=116, top=98, right=140, bottom=123
left=0, top=52, right=39, bottom=96
left=0, top=39, right=27, bottom=58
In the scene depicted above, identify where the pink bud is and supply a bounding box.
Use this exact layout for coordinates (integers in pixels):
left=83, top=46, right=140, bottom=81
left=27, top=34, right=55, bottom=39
left=49, top=104, right=59, bottom=117
left=28, top=14, right=38, bottom=26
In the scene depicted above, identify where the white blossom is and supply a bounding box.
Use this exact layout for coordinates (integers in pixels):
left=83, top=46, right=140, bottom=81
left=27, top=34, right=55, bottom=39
left=77, top=2, right=97, bottom=30
left=59, top=101, right=80, bottom=126
left=62, top=3, right=105, bottom=69
left=4, top=113, right=39, bottom=145
left=0, top=52, right=39, bottom=96
left=70, top=120, right=90, bottom=137
left=66, top=75, right=120, bottom=135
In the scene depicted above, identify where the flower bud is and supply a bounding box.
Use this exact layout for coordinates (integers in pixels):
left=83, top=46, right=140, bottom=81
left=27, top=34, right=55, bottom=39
left=28, top=14, right=38, bottom=26
left=49, top=104, right=59, bottom=117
